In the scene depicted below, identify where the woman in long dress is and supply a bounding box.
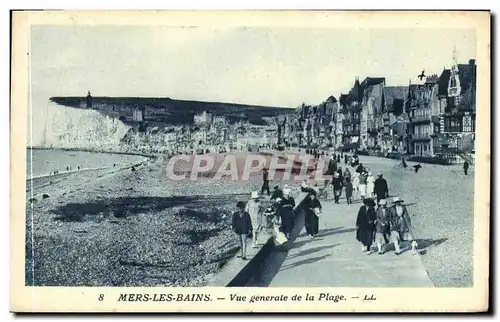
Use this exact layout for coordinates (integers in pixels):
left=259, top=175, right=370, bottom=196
left=305, top=192, right=322, bottom=238
left=246, top=191, right=263, bottom=248
left=388, top=197, right=419, bottom=255
left=366, top=172, right=376, bottom=199
left=279, top=188, right=296, bottom=239
left=356, top=198, right=377, bottom=254
left=352, top=170, right=360, bottom=195
left=358, top=170, right=368, bottom=200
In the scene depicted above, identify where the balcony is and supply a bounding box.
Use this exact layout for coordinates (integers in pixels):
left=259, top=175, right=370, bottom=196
left=410, top=114, right=432, bottom=124
left=443, top=126, right=464, bottom=133
left=344, top=130, right=359, bottom=136
left=367, top=121, right=379, bottom=134
left=410, top=133, right=431, bottom=141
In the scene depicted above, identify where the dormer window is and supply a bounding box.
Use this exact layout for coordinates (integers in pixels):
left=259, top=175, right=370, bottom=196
left=450, top=77, right=457, bottom=88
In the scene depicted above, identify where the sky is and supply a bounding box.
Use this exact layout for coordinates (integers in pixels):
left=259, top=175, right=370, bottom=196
left=30, top=26, right=476, bottom=108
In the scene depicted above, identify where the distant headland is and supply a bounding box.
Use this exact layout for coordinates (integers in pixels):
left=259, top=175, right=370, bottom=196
left=49, top=94, right=295, bottom=127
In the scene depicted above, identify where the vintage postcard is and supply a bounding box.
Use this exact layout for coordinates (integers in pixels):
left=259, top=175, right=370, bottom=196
left=10, top=10, right=490, bottom=312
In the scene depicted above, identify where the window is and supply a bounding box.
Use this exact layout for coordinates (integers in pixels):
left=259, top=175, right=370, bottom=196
left=463, top=115, right=473, bottom=132
left=450, top=77, right=457, bottom=88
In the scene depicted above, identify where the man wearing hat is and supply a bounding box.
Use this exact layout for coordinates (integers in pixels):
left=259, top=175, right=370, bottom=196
left=271, top=184, right=283, bottom=201
left=232, top=201, right=252, bottom=260
left=374, top=172, right=389, bottom=204
left=332, top=172, right=343, bottom=204
left=327, top=155, right=337, bottom=176
left=375, top=199, right=390, bottom=254
left=246, top=191, right=263, bottom=248
left=388, top=197, right=419, bottom=255
left=260, top=167, right=270, bottom=196
left=279, top=188, right=296, bottom=239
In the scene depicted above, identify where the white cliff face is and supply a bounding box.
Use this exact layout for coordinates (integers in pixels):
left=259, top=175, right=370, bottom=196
left=28, top=100, right=131, bottom=150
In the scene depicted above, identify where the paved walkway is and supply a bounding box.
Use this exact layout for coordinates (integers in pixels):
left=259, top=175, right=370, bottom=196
left=258, top=193, right=434, bottom=287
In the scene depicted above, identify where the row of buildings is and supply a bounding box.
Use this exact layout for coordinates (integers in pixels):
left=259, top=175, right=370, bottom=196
left=119, top=109, right=279, bottom=154
left=278, top=50, right=476, bottom=164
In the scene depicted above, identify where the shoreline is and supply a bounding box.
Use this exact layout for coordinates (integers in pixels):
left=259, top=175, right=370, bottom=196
left=27, top=146, right=158, bottom=159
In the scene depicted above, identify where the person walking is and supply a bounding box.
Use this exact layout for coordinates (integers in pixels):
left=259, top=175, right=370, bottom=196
left=352, top=170, right=360, bottom=194
left=463, top=160, right=470, bottom=175
left=305, top=191, right=322, bottom=238
left=374, top=173, right=389, bottom=204
left=375, top=199, right=390, bottom=254
left=261, top=167, right=270, bottom=196
left=343, top=168, right=351, bottom=183
left=356, top=198, right=377, bottom=254
left=345, top=177, right=354, bottom=205
left=327, top=155, right=337, bottom=176
left=401, top=156, right=408, bottom=169
left=263, top=201, right=278, bottom=230
left=337, top=167, right=344, bottom=182
left=358, top=170, right=368, bottom=200
left=332, top=172, right=343, bottom=204
left=279, top=188, right=296, bottom=239
left=271, top=184, right=284, bottom=201
left=388, top=197, right=418, bottom=255
left=270, top=198, right=288, bottom=246
left=366, top=171, right=375, bottom=199
left=232, top=201, right=252, bottom=260
left=246, top=191, right=264, bottom=248
left=356, top=162, right=364, bottom=174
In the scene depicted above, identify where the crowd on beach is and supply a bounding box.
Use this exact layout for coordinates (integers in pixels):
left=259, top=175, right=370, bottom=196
left=231, top=149, right=422, bottom=260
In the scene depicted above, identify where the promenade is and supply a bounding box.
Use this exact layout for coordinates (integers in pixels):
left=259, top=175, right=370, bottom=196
left=257, top=198, right=434, bottom=287
left=246, top=154, right=474, bottom=287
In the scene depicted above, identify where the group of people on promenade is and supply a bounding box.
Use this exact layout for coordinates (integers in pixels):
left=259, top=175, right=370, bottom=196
left=356, top=196, right=418, bottom=255
left=325, top=154, right=419, bottom=255
left=231, top=151, right=418, bottom=259
left=231, top=185, right=297, bottom=259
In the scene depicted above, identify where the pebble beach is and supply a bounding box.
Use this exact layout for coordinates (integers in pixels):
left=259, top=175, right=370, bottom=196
left=25, top=152, right=274, bottom=287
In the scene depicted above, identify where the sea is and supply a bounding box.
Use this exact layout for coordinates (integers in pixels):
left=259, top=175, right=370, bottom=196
left=26, top=148, right=148, bottom=179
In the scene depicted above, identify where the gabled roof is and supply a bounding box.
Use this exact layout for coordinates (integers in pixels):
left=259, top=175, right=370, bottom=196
left=348, top=78, right=363, bottom=102
left=438, top=69, right=451, bottom=96
left=326, top=95, right=337, bottom=103
left=339, top=94, right=350, bottom=107
left=383, top=86, right=409, bottom=111
left=458, top=61, right=476, bottom=93
left=361, top=77, right=386, bottom=88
